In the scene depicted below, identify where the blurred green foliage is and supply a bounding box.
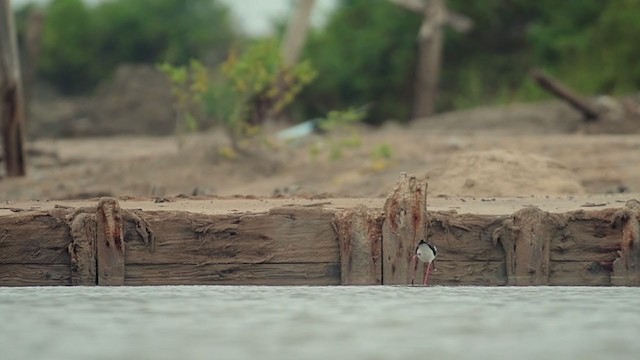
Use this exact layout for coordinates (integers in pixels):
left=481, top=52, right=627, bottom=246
left=159, top=40, right=316, bottom=151
left=299, top=0, right=640, bottom=124
left=157, top=59, right=209, bottom=143
left=16, top=0, right=640, bottom=124
left=205, top=39, right=317, bottom=146
left=23, top=0, right=234, bottom=93
left=299, top=0, right=422, bottom=123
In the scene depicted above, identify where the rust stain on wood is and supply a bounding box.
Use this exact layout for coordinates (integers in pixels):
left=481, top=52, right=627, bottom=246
left=332, top=205, right=383, bottom=285
left=382, top=173, right=428, bottom=284
left=96, top=197, right=125, bottom=285
left=68, top=213, right=97, bottom=285
left=611, top=200, right=640, bottom=285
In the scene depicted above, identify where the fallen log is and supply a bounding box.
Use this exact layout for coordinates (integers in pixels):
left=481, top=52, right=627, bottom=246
left=531, top=68, right=600, bottom=122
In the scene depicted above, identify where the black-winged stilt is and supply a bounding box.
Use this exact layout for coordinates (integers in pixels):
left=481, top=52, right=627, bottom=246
left=410, top=240, right=437, bottom=286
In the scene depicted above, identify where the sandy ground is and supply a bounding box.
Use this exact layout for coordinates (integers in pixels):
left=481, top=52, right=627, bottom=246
left=2, top=101, right=640, bottom=204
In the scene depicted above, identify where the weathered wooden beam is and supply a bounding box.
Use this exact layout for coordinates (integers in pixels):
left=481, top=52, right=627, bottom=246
left=0, top=195, right=638, bottom=286
left=96, top=198, right=125, bottom=285
left=0, top=0, right=27, bottom=177
left=332, top=205, right=383, bottom=285
left=125, top=207, right=339, bottom=265
left=549, top=261, right=610, bottom=286
left=531, top=69, right=600, bottom=122
left=0, top=211, right=71, bottom=264
left=430, top=260, right=506, bottom=286
left=554, top=209, right=620, bottom=262
left=382, top=173, right=428, bottom=284
left=427, top=212, right=505, bottom=261
left=0, top=264, right=70, bottom=286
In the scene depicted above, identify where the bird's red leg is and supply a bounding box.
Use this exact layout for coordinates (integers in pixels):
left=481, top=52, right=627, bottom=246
left=410, top=255, right=419, bottom=285
left=423, top=262, right=432, bottom=286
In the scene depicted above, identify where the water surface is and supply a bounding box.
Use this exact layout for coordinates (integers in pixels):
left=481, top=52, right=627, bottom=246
left=1, top=286, right=639, bottom=360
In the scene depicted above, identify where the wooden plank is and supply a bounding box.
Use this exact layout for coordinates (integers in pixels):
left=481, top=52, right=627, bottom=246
left=0, top=0, right=27, bottom=177
left=0, top=264, right=70, bottom=286
left=382, top=173, right=428, bottom=284
left=0, top=211, right=71, bottom=264
left=96, top=198, right=125, bottom=285
left=428, top=212, right=505, bottom=261
left=68, top=213, right=97, bottom=285
left=125, top=263, right=340, bottom=286
left=429, top=261, right=507, bottom=286
left=551, top=209, right=620, bottom=262
left=125, top=207, right=339, bottom=265
left=332, top=206, right=383, bottom=285
left=493, top=207, right=565, bottom=285
left=549, top=261, right=611, bottom=286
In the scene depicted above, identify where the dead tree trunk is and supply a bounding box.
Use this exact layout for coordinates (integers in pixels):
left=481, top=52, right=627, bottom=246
left=412, top=0, right=446, bottom=119
left=530, top=68, right=600, bottom=122
left=389, top=0, right=472, bottom=119
left=0, top=0, right=27, bottom=177
left=281, top=0, right=315, bottom=67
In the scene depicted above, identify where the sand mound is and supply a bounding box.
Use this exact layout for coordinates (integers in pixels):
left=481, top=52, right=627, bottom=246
left=428, top=150, right=585, bottom=197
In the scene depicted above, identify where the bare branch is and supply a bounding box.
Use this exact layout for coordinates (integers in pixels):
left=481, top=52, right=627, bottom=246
left=388, top=0, right=425, bottom=13
left=446, top=11, right=473, bottom=33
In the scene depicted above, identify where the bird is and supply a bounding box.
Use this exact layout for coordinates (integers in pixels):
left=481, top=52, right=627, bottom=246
left=410, top=240, right=437, bottom=286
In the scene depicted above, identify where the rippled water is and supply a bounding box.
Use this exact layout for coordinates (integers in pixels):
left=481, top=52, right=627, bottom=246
left=1, top=286, right=639, bottom=360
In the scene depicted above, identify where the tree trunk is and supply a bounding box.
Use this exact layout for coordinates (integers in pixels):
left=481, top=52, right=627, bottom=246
left=281, top=0, right=316, bottom=67
left=23, top=8, right=44, bottom=107
left=412, top=0, right=445, bottom=119
left=0, top=0, right=27, bottom=177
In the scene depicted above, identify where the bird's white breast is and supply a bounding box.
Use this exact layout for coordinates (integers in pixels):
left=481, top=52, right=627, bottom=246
left=416, top=244, right=436, bottom=263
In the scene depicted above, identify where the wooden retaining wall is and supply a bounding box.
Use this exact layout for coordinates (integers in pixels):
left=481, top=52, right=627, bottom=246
left=1, top=174, right=639, bottom=286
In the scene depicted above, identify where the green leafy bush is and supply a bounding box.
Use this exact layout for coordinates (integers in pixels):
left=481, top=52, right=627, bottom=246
left=160, top=40, right=317, bottom=152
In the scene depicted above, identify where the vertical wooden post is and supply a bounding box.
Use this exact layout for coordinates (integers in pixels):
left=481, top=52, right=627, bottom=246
left=382, top=173, right=428, bottom=284
left=68, top=213, right=97, bottom=286
left=332, top=206, right=383, bottom=285
left=493, top=207, right=565, bottom=285
left=281, top=0, right=315, bottom=67
left=0, top=0, right=27, bottom=177
left=611, top=200, right=640, bottom=285
left=96, top=198, right=125, bottom=285
left=412, top=0, right=445, bottom=119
